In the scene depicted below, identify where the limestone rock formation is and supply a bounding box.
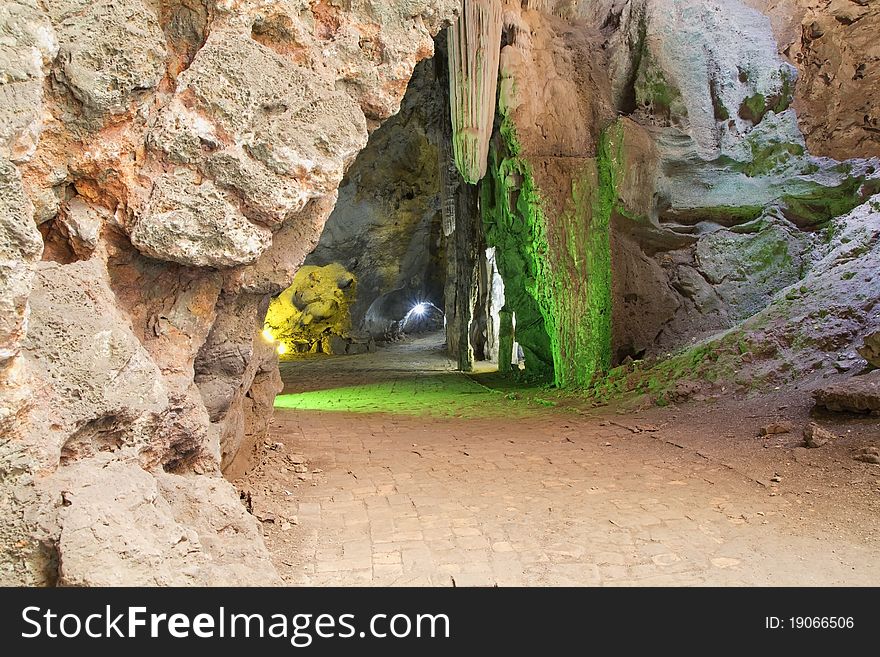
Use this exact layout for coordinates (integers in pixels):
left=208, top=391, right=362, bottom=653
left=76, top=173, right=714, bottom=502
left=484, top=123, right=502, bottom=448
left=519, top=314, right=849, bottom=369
left=49, top=0, right=167, bottom=122
left=591, top=191, right=880, bottom=404
left=56, top=197, right=105, bottom=259
left=743, top=0, right=880, bottom=159
left=448, top=0, right=503, bottom=183
left=0, top=0, right=461, bottom=586
left=465, top=0, right=879, bottom=396
left=2, top=0, right=878, bottom=587
left=307, top=58, right=446, bottom=340
left=0, top=2, right=57, bottom=163
left=148, top=27, right=368, bottom=225
left=131, top=170, right=273, bottom=268
left=0, top=159, right=42, bottom=364
left=29, top=458, right=280, bottom=586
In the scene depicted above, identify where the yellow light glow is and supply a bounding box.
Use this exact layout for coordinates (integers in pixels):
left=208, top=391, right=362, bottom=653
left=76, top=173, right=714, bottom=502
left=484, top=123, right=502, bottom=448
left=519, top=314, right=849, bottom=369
left=262, top=328, right=275, bottom=342
left=276, top=342, right=288, bottom=355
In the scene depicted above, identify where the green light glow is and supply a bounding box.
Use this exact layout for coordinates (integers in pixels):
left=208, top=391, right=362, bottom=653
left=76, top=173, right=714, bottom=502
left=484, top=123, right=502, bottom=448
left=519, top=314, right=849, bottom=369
left=274, top=374, right=527, bottom=418
left=482, top=109, right=618, bottom=388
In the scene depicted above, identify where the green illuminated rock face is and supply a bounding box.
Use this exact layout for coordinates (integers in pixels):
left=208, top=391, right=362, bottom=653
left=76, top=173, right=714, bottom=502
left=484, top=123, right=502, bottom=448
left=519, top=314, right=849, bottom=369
left=482, top=112, right=621, bottom=388
left=481, top=126, right=555, bottom=381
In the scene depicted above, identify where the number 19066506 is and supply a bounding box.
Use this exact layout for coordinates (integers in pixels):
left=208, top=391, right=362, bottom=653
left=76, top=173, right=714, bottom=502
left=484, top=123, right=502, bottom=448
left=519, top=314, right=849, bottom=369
left=766, top=617, right=854, bottom=629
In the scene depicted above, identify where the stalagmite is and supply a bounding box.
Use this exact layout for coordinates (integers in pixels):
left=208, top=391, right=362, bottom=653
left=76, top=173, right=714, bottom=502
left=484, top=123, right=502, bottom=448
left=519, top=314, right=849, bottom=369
left=447, top=0, right=504, bottom=184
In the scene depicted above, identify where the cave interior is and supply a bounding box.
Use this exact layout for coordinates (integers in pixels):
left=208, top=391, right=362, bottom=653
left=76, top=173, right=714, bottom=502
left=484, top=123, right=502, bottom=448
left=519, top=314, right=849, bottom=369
left=2, top=0, right=879, bottom=587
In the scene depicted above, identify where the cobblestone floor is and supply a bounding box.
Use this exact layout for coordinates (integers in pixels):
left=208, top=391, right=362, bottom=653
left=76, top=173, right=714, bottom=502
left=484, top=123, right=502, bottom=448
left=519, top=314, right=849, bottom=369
left=251, top=334, right=880, bottom=586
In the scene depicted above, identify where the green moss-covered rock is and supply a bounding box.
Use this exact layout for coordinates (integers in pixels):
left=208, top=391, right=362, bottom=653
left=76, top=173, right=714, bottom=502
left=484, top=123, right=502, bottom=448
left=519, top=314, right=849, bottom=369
left=737, top=68, right=794, bottom=125
left=482, top=132, right=555, bottom=381
left=782, top=177, right=879, bottom=229
left=738, top=92, right=766, bottom=124
left=482, top=115, right=623, bottom=388
left=633, top=52, right=687, bottom=126
left=737, top=141, right=805, bottom=178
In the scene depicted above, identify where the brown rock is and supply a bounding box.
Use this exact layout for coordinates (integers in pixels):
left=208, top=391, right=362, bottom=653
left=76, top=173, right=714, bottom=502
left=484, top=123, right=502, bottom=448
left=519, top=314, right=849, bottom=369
left=858, top=331, right=880, bottom=368
left=745, top=0, right=880, bottom=159
left=813, top=370, right=880, bottom=415
left=802, top=422, right=834, bottom=448
left=668, top=380, right=703, bottom=404
left=760, top=421, right=793, bottom=436
left=854, top=447, right=880, bottom=465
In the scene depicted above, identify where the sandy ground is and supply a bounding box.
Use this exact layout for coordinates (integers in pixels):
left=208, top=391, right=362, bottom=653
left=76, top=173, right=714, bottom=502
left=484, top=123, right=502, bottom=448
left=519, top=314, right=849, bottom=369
left=236, top=333, right=880, bottom=586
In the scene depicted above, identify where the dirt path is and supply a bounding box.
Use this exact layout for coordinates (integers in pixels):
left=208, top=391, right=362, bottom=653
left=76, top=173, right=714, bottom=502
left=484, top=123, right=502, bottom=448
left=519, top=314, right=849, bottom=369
left=237, top=334, right=880, bottom=586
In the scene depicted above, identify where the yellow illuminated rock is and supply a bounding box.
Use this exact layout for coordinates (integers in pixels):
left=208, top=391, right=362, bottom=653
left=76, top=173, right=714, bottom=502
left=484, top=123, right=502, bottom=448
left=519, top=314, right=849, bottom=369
left=264, top=263, right=357, bottom=355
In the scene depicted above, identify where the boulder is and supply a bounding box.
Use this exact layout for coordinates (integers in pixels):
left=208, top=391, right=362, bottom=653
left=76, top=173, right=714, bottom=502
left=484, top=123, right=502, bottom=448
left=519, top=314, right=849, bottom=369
left=131, top=170, right=272, bottom=268
left=813, top=370, right=880, bottom=415
left=858, top=331, right=880, bottom=368
left=57, top=197, right=105, bottom=259
left=802, top=422, right=833, bottom=448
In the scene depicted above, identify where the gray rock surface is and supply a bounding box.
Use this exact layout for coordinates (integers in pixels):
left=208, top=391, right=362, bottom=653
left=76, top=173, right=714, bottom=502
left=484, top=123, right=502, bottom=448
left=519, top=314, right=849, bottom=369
left=47, top=0, right=166, bottom=121
left=23, top=259, right=169, bottom=448
left=0, top=1, right=57, bottom=162
left=0, top=158, right=42, bottom=363
left=858, top=331, right=880, bottom=369
left=149, top=29, right=368, bottom=226
left=131, top=170, right=272, bottom=268
left=803, top=422, right=833, bottom=448
left=29, top=457, right=280, bottom=586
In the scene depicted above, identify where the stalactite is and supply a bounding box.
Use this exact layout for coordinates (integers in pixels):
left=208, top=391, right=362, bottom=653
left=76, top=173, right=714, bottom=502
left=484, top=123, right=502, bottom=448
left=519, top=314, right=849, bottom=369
left=447, top=0, right=503, bottom=184
left=439, top=154, right=460, bottom=237
left=518, top=0, right=568, bottom=17
left=433, top=36, right=458, bottom=238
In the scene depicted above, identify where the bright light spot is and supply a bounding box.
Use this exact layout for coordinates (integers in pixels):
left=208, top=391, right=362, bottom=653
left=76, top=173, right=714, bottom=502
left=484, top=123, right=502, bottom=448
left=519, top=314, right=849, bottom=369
left=412, top=303, right=427, bottom=316
left=262, top=328, right=275, bottom=343
left=276, top=342, right=288, bottom=355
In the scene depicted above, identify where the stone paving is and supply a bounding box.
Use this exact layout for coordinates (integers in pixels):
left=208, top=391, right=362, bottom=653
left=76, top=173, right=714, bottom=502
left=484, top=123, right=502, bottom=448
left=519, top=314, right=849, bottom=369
left=258, top=335, right=880, bottom=586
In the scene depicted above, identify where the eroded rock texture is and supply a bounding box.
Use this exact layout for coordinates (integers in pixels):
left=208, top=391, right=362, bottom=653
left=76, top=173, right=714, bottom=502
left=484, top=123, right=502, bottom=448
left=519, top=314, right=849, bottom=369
left=0, top=0, right=459, bottom=586
left=744, top=0, right=880, bottom=159
left=485, top=0, right=877, bottom=384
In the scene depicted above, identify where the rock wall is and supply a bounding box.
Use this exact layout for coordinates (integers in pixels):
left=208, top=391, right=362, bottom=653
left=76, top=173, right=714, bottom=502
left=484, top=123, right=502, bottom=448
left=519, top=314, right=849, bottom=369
left=2, top=0, right=877, bottom=585
left=482, top=5, right=616, bottom=386
left=0, top=0, right=459, bottom=585
left=482, top=0, right=877, bottom=385
left=742, top=0, right=880, bottom=159
left=595, top=0, right=878, bottom=362
left=573, top=0, right=880, bottom=159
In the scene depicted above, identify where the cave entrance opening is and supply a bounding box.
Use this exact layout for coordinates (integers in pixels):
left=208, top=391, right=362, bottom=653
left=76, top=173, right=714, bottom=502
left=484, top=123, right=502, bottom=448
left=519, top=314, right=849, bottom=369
left=262, top=32, right=530, bottom=419
left=262, top=51, right=452, bottom=363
